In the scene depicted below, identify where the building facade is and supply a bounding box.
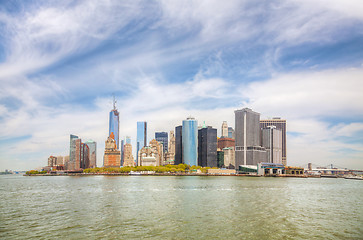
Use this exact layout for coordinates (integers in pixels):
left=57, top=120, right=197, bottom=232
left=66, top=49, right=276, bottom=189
left=223, top=147, right=235, bottom=168
left=261, top=126, right=282, bottom=164
left=235, top=108, right=267, bottom=167
left=221, top=121, right=228, bottom=137
left=137, top=121, right=147, bottom=165
left=175, top=126, right=183, bottom=165
left=103, top=135, right=121, bottom=167
left=217, top=137, right=235, bottom=150
left=198, top=126, right=217, bottom=167
left=260, top=118, right=287, bottom=165
left=123, top=143, right=135, bottom=167
left=149, top=139, right=164, bottom=166
left=138, top=146, right=158, bottom=166
left=228, top=127, right=235, bottom=139
left=155, top=132, right=168, bottom=153
left=182, top=117, right=198, bottom=166
left=85, top=140, right=97, bottom=168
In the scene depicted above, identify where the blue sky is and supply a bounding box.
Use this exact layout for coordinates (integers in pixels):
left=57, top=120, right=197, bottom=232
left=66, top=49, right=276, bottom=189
left=1, top=0, right=363, bottom=171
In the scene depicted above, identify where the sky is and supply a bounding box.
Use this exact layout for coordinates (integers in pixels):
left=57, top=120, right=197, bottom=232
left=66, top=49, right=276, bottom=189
left=0, top=0, right=363, bottom=171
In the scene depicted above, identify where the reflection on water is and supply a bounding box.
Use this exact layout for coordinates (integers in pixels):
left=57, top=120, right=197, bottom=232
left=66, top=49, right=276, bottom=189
left=0, top=175, right=362, bottom=239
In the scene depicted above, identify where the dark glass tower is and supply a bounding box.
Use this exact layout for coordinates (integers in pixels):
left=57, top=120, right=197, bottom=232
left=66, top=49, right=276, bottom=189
left=198, top=126, right=217, bottom=167
left=175, top=126, right=183, bottom=165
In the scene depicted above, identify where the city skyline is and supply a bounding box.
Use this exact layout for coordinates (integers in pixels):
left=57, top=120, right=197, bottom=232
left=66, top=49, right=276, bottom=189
left=1, top=1, right=363, bottom=171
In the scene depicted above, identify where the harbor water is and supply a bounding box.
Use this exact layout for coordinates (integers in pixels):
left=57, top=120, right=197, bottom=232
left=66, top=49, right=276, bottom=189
left=0, top=175, right=362, bottom=239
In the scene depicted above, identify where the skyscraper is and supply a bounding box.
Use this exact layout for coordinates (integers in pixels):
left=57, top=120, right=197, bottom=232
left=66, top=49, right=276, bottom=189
left=175, top=126, right=183, bottom=165
left=68, top=134, right=81, bottom=170
left=235, top=108, right=266, bottom=166
left=85, top=140, right=97, bottom=168
left=137, top=121, right=147, bottom=165
left=221, top=121, right=228, bottom=138
left=109, top=99, right=120, bottom=149
left=123, top=143, right=134, bottom=167
left=260, top=118, right=287, bottom=165
left=198, top=126, right=217, bottom=167
left=182, top=117, right=198, bottom=166
left=262, top=126, right=282, bottom=164
left=126, top=136, right=131, bottom=144
left=155, top=132, right=168, bottom=153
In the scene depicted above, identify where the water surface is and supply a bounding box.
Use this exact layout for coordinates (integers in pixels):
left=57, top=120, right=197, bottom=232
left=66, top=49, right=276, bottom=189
left=0, top=175, right=362, bottom=239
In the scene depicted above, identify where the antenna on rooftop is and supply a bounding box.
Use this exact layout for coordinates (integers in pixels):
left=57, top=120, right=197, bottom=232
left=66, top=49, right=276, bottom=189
left=112, top=94, right=117, bottom=110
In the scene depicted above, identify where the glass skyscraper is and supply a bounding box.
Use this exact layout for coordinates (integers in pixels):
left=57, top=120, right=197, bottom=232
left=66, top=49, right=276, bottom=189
left=109, top=104, right=120, bottom=150
left=182, top=117, right=198, bottom=166
left=137, top=121, right=147, bottom=165
left=155, top=132, right=168, bottom=153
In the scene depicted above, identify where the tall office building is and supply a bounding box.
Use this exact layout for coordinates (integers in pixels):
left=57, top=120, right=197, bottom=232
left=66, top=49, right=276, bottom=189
left=175, top=126, right=183, bottom=165
left=260, top=118, right=287, bottom=165
left=198, top=126, right=217, bottom=167
left=235, top=108, right=266, bottom=167
left=228, top=127, right=235, bottom=139
left=182, top=117, right=198, bottom=166
left=262, top=126, right=282, bottom=164
left=109, top=99, right=120, bottom=149
left=136, top=121, right=147, bottom=165
left=68, top=134, right=82, bottom=170
left=155, top=132, right=168, bottom=153
left=221, top=121, right=228, bottom=138
left=85, top=140, right=97, bottom=168
left=80, top=143, right=90, bottom=169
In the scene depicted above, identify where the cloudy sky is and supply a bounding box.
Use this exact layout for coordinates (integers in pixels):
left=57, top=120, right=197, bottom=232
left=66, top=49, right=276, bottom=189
left=1, top=0, right=363, bottom=171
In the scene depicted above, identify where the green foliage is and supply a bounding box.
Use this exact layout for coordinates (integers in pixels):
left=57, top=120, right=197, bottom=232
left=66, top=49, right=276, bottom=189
left=26, top=170, right=47, bottom=175
left=82, top=164, right=216, bottom=174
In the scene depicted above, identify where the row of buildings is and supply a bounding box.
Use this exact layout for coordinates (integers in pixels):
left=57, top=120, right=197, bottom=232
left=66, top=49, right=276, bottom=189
left=47, top=135, right=97, bottom=171
left=102, top=101, right=288, bottom=170
left=46, top=98, right=287, bottom=172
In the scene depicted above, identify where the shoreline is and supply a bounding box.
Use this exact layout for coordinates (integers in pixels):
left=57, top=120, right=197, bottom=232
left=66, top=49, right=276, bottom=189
left=23, top=172, right=310, bottom=177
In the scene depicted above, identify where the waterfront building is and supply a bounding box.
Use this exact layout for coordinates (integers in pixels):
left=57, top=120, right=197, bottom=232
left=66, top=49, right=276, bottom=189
left=261, top=126, right=282, bottom=164
left=123, top=143, right=135, bottom=167
left=223, top=147, right=235, bottom=168
left=149, top=139, right=164, bottom=166
left=138, top=146, right=158, bottom=166
left=182, top=117, right=198, bottom=166
left=260, top=118, right=287, bottom=165
left=103, top=133, right=121, bottom=167
left=228, top=127, right=235, bottom=139
left=257, top=162, right=285, bottom=176
left=137, top=121, right=147, bottom=165
left=221, top=121, right=228, bottom=138
left=55, top=156, right=65, bottom=166
left=109, top=99, right=120, bottom=150
left=175, top=126, right=183, bottom=165
left=235, top=108, right=267, bottom=167
left=217, top=137, right=235, bottom=150
left=84, top=140, right=97, bottom=168
left=284, top=166, right=304, bottom=175
left=198, top=126, right=217, bottom=167
left=155, top=132, right=168, bottom=153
